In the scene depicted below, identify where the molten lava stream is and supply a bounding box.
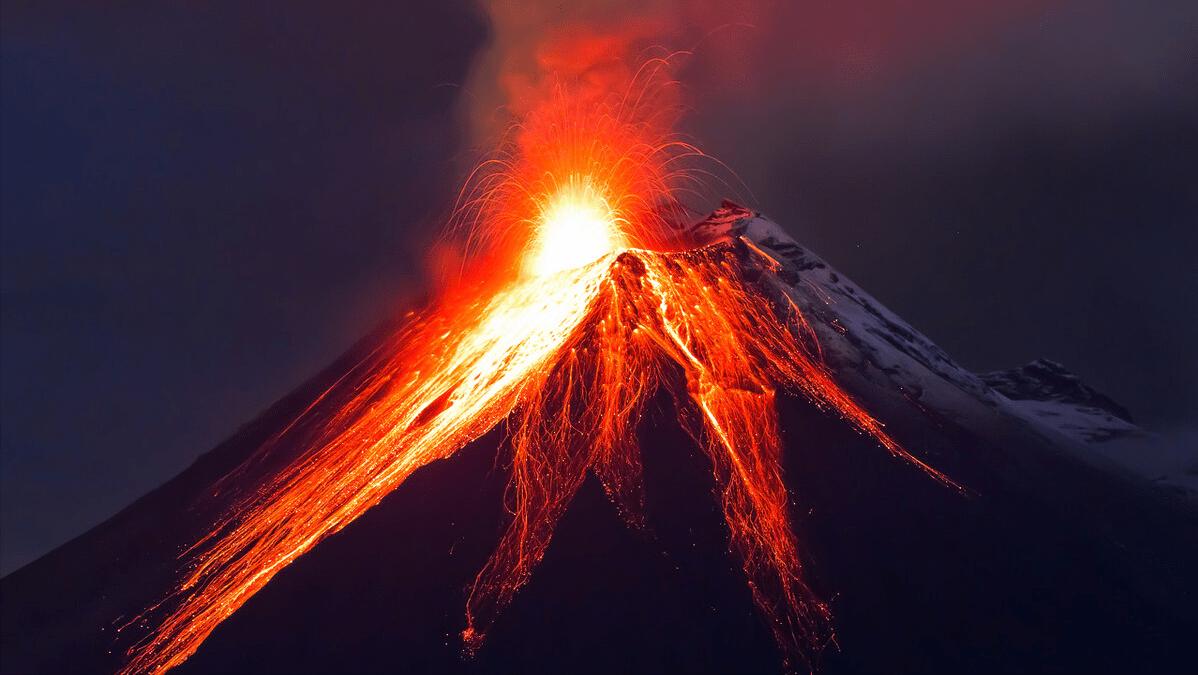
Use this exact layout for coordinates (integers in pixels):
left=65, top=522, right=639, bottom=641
left=120, top=252, right=616, bottom=673
left=122, top=86, right=958, bottom=674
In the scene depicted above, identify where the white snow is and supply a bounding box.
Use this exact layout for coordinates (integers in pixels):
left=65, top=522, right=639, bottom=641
left=691, top=203, right=1196, bottom=500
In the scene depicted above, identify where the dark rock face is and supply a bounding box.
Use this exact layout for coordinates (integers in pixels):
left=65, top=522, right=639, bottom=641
left=981, top=359, right=1135, bottom=423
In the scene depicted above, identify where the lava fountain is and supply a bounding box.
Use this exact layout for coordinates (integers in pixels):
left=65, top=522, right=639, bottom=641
left=119, top=62, right=960, bottom=675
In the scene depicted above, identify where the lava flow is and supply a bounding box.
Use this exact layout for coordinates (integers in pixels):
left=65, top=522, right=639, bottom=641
left=120, top=68, right=959, bottom=675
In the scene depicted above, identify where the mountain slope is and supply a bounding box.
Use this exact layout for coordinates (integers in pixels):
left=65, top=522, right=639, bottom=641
left=715, top=204, right=1190, bottom=499
left=3, top=205, right=1195, bottom=675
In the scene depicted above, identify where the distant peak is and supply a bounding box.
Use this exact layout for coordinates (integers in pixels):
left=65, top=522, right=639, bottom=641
left=981, top=359, right=1134, bottom=423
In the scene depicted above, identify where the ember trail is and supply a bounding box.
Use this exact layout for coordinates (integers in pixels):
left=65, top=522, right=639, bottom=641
left=121, top=75, right=959, bottom=675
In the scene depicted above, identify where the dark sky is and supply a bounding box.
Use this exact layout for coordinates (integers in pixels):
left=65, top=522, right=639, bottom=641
left=2, top=1, right=1195, bottom=574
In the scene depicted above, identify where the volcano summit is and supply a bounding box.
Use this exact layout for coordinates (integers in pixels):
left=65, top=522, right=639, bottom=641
left=2, top=203, right=1195, bottom=675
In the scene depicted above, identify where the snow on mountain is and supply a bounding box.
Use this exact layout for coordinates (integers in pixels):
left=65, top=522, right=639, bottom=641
left=980, top=359, right=1139, bottom=443
left=694, top=202, right=1192, bottom=499
left=692, top=202, right=1002, bottom=424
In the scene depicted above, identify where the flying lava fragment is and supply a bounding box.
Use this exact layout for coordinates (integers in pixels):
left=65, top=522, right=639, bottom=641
left=119, top=61, right=960, bottom=674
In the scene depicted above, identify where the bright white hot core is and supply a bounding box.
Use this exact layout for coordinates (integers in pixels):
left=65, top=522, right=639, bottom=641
left=523, top=174, right=628, bottom=277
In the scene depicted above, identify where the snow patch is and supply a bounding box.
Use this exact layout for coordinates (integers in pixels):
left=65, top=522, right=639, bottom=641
left=688, top=202, right=1195, bottom=499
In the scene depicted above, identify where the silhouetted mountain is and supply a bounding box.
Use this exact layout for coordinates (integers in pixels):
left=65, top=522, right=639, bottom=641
left=3, top=205, right=1195, bottom=675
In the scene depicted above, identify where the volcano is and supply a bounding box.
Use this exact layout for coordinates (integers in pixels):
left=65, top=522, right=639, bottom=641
left=2, top=203, right=1195, bottom=675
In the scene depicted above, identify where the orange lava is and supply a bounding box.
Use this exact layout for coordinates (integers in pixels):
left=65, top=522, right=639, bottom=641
left=120, top=72, right=958, bottom=675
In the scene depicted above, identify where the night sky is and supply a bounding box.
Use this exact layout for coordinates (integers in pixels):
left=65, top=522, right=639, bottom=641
left=2, top=1, right=1195, bottom=575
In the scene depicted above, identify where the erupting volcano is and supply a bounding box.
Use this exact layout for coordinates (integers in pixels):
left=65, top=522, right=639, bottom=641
left=110, top=66, right=965, bottom=674
left=6, top=7, right=1198, bottom=675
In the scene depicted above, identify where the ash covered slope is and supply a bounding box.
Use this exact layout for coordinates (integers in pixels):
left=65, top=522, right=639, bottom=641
left=3, top=205, right=1197, bottom=675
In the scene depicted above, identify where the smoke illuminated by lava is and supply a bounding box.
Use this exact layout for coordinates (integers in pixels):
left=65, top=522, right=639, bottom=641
left=119, top=55, right=959, bottom=675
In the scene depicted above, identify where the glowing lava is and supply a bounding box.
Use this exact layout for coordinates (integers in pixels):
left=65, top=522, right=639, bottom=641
left=524, top=174, right=627, bottom=277
left=120, top=76, right=960, bottom=675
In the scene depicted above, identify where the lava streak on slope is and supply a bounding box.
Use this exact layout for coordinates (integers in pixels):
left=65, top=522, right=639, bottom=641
left=120, top=65, right=958, bottom=675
